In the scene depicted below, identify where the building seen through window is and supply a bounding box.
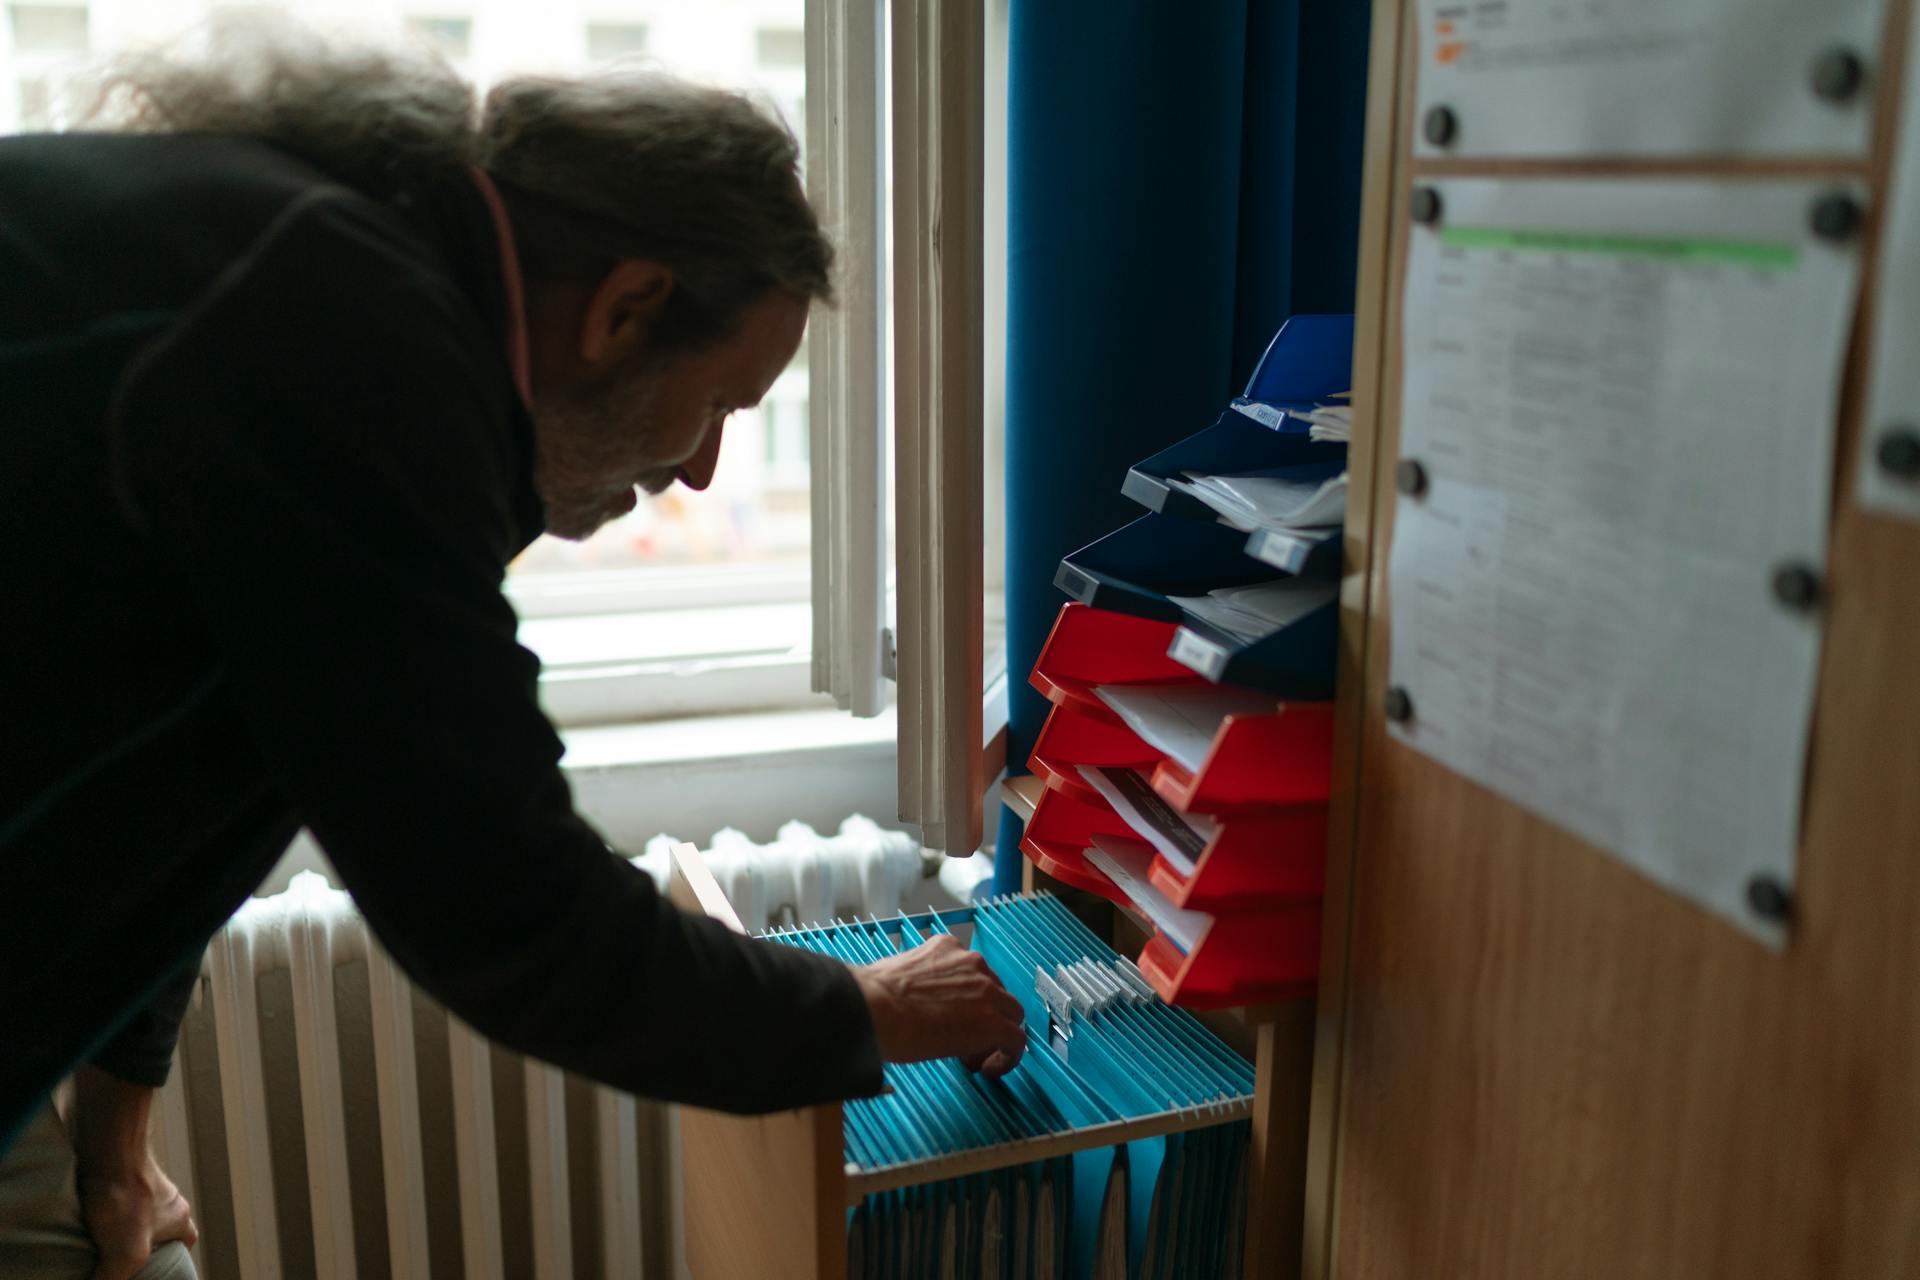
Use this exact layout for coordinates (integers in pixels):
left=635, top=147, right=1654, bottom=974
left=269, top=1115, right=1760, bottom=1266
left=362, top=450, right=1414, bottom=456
left=0, top=0, right=811, bottom=585
left=585, top=19, right=646, bottom=63
left=403, top=14, right=470, bottom=62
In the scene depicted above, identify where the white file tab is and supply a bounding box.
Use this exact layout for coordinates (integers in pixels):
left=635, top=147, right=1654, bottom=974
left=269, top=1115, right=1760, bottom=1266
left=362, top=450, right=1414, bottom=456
left=1414, top=0, right=1886, bottom=160
left=1388, top=178, right=1861, bottom=945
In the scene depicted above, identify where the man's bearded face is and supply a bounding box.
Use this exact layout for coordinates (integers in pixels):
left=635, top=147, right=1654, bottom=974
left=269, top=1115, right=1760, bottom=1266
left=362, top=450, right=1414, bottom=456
left=530, top=355, right=682, bottom=541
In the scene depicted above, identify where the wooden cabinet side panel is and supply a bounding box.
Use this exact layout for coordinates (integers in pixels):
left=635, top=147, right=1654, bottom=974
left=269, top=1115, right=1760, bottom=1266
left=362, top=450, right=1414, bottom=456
left=668, top=844, right=848, bottom=1278
left=680, top=1104, right=845, bottom=1280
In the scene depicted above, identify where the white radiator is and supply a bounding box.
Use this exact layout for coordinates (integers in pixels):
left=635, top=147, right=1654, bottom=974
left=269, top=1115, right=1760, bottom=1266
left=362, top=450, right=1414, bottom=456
left=149, top=818, right=990, bottom=1280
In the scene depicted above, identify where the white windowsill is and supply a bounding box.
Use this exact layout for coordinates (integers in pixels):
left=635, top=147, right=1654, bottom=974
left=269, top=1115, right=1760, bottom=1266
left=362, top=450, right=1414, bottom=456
left=260, top=704, right=901, bottom=897
left=560, top=702, right=896, bottom=772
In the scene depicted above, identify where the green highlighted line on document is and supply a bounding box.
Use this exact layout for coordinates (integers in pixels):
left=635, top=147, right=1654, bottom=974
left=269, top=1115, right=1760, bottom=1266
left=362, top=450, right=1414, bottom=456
left=1442, top=226, right=1798, bottom=268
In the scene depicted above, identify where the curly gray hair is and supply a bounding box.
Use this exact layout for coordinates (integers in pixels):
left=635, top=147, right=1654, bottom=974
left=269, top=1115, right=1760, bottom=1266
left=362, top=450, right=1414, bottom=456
left=91, top=15, right=833, bottom=351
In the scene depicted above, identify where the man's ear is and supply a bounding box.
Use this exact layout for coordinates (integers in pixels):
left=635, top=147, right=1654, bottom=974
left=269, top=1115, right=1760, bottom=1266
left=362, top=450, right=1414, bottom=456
left=579, top=261, right=673, bottom=368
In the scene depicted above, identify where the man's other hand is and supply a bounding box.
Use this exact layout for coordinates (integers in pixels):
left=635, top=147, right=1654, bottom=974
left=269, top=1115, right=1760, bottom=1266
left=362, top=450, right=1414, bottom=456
left=66, top=1065, right=199, bottom=1280
left=79, top=1154, right=198, bottom=1280
left=852, top=934, right=1027, bottom=1077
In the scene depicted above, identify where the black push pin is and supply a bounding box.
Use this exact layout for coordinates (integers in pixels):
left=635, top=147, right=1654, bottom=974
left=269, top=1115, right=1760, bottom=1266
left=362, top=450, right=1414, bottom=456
left=1423, top=104, right=1459, bottom=148
left=1395, top=458, right=1429, bottom=497
left=1384, top=685, right=1414, bottom=724
left=1876, top=426, right=1920, bottom=480
left=1411, top=186, right=1444, bottom=226
left=1810, top=191, right=1864, bottom=242
left=1771, top=563, right=1822, bottom=612
left=1810, top=47, right=1865, bottom=103
left=1746, top=874, right=1793, bottom=923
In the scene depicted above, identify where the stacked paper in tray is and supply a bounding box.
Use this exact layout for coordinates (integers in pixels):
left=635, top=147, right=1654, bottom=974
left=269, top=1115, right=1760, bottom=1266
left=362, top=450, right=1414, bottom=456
left=764, top=893, right=1255, bottom=1279
left=1076, top=763, right=1219, bottom=879
left=1166, top=461, right=1348, bottom=534
left=1163, top=578, right=1337, bottom=647
left=1288, top=397, right=1353, bottom=443
left=1091, top=683, right=1281, bottom=776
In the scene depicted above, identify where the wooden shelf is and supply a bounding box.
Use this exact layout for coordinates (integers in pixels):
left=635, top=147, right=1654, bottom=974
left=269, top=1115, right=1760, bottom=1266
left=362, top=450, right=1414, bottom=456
left=1002, top=772, right=1045, bottom=824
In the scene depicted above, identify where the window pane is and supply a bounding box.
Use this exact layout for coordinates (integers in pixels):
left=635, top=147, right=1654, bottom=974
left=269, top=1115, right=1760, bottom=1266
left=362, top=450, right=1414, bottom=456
left=9, top=4, right=87, bottom=55
left=585, top=21, right=647, bottom=63
left=754, top=26, right=803, bottom=71
left=404, top=15, right=470, bottom=62
left=1, top=0, right=810, bottom=591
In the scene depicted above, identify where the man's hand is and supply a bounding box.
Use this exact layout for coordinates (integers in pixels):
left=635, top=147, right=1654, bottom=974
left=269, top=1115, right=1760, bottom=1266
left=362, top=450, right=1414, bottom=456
left=67, top=1065, right=199, bottom=1280
left=78, top=1155, right=199, bottom=1280
left=852, top=935, right=1027, bottom=1077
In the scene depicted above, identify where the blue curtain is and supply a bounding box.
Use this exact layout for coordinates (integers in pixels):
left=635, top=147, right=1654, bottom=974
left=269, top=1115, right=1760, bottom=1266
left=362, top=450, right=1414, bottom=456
left=995, top=2, right=1371, bottom=893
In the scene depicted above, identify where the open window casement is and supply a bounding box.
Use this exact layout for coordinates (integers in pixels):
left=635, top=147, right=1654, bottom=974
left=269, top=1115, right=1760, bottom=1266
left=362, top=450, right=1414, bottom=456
left=808, top=0, right=1003, bottom=855
left=805, top=0, right=889, bottom=719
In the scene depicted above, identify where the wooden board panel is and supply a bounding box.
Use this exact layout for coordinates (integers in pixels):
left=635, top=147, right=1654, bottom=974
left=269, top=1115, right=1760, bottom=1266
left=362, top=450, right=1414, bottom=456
left=1313, top=2, right=1920, bottom=1276
left=1303, top=0, right=1416, bottom=1270
left=1244, top=1003, right=1317, bottom=1280
left=669, top=845, right=847, bottom=1279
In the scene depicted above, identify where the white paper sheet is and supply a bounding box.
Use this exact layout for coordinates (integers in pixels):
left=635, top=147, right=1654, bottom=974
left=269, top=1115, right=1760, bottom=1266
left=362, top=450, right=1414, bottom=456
left=1413, top=0, right=1885, bottom=160
left=1172, top=469, right=1349, bottom=531
left=1078, top=764, right=1218, bottom=878
left=1085, top=834, right=1209, bottom=954
left=1389, top=178, right=1860, bottom=945
left=1857, top=9, right=1920, bottom=522
left=1094, top=683, right=1280, bottom=774
left=1166, top=579, right=1338, bottom=646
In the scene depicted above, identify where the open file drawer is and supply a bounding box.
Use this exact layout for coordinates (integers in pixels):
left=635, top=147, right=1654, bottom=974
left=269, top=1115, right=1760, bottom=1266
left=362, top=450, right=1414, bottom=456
left=666, top=843, right=1272, bottom=1277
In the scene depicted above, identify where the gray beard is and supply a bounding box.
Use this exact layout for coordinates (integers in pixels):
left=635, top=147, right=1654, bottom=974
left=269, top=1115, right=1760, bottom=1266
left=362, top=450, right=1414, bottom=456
left=529, top=362, right=668, bottom=541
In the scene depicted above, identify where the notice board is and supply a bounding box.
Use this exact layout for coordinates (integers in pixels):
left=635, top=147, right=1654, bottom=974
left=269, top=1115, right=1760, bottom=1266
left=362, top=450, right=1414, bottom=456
left=1306, top=1, right=1920, bottom=1276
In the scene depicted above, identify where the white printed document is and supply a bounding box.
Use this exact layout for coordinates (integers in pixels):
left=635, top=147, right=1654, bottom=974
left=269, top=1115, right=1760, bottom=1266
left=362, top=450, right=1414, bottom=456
left=1078, top=765, right=1219, bottom=878
left=1085, top=834, right=1209, bottom=954
left=1165, top=579, right=1338, bottom=646
left=1169, top=468, right=1348, bottom=532
left=1414, top=0, right=1885, bottom=160
left=1388, top=178, right=1860, bottom=944
left=1856, top=8, right=1920, bottom=523
left=1094, top=683, right=1280, bottom=774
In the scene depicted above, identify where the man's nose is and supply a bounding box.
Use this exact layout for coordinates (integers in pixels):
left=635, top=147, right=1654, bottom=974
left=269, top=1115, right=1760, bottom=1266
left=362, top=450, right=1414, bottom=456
left=678, top=422, right=726, bottom=491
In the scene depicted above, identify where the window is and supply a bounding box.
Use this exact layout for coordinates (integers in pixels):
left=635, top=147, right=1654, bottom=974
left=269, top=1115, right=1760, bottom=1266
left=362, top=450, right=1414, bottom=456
left=403, top=15, right=471, bottom=62
left=13, top=72, right=48, bottom=126
left=502, top=6, right=813, bottom=638
left=585, top=21, right=647, bottom=64
left=1, top=0, right=821, bottom=733
left=762, top=388, right=810, bottom=488
left=805, top=0, right=1008, bottom=851
left=754, top=26, right=804, bottom=71
left=6, top=2, right=86, bottom=131
left=1, top=0, right=1011, bottom=851
left=8, top=3, right=86, bottom=55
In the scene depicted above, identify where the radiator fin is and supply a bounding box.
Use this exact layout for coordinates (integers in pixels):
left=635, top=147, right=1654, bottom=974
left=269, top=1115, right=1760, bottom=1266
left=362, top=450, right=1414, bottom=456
left=207, top=905, right=284, bottom=1280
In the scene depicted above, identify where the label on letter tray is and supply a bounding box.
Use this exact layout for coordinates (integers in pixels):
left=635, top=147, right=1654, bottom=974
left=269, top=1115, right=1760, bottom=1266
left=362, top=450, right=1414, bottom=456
left=1168, top=628, right=1228, bottom=681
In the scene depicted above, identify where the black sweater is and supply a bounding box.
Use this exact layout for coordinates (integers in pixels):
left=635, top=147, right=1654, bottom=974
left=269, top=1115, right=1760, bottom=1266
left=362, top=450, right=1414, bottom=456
left=0, top=132, right=882, bottom=1148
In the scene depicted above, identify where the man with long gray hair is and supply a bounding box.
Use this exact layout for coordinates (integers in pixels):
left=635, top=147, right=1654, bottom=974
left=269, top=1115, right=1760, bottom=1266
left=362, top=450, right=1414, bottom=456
left=0, top=21, right=1024, bottom=1279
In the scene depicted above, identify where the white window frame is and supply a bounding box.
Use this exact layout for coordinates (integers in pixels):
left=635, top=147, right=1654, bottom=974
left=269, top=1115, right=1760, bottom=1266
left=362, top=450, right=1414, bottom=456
left=806, top=0, right=1007, bottom=854
left=889, top=0, right=987, bottom=855
left=804, top=0, right=890, bottom=718
left=2, top=0, right=89, bottom=131
left=507, top=564, right=825, bottom=729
